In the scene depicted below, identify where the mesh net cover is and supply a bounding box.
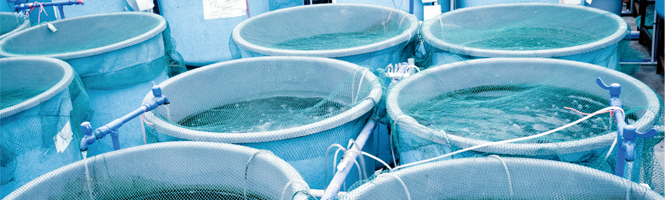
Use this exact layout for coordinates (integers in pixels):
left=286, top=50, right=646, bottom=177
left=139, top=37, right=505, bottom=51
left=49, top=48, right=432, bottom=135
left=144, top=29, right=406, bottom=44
left=418, top=3, right=628, bottom=73
left=0, top=12, right=29, bottom=41
left=0, top=12, right=168, bottom=90
left=1, top=57, right=92, bottom=198
left=230, top=3, right=419, bottom=72
left=0, top=12, right=186, bottom=157
left=142, top=57, right=383, bottom=190
left=3, top=142, right=313, bottom=200
left=341, top=157, right=664, bottom=199
left=386, top=58, right=662, bottom=179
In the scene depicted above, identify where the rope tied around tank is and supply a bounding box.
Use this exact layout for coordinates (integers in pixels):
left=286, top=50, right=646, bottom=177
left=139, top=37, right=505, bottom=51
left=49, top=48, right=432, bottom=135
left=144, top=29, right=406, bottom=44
left=244, top=150, right=272, bottom=200
left=488, top=155, right=514, bottom=197
left=280, top=180, right=311, bottom=200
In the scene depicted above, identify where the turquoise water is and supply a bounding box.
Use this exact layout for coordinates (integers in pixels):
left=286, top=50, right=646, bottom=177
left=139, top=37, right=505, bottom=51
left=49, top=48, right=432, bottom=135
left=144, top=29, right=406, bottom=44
left=1, top=89, right=49, bottom=109
left=271, top=23, right=403, bottom=50
left=177, top=96, right=347, bottom=133
left=407, top=85, right=616, bottom=143
left=438, top=27, right=599, bottom=51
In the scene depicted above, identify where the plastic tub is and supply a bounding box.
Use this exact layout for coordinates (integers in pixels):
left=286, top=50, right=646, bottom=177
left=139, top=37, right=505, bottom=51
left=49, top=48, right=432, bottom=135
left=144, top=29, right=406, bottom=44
left=231, top=3, right=419, bottom=72
left=341, top=157, right=663, bottom=199
left=0, top=12, right=170, bottom=157
left=420, top=3, right=628, bottom=73
left=157, top=0, right=303, bottom=66
left=0, top=12, right=30, bottom=41
left=387, top=58, right=661, bottom=177
left=0, top=57, right=90, bottom=198
left=142, top=57, right=383, bottom=189
left=4, top=142, right=312, bottom=200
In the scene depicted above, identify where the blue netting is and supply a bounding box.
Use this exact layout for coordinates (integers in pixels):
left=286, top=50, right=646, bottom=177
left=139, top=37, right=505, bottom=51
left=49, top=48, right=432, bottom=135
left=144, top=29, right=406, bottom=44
left=0, top=12, right=181, bottom=157
left=4, top=142, right=313, bottom=200
left=142, top=57, right=382, bottom=190
left=341, top=157, right=663, bottom=199
left=231, top=4, right=419, bottom=72
left=0, top=12, right=29, bottom=41
left=1, top=57, right=91, bottom=198
left=387, top=58, right=661, bottom=178
left=418, top=3, right=629, bottom=73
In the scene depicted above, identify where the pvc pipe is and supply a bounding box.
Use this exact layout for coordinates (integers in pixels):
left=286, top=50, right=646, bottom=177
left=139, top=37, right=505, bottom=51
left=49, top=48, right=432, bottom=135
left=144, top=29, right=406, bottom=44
left=14, top=0, right=83, bottom=19
left=80, top=86, right=169, bottom=151
left=321, top=120, right=376, bottom=200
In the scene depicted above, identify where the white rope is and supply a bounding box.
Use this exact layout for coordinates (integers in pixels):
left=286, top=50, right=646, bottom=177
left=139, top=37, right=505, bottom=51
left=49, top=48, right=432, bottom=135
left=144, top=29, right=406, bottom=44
left=245, top=150, right=271, bottom=200
left=325, top=144, right=346, bottom=189
left=355, top=69, right=368, bottom=104
left=382, top=173, right=411, bottom=200
left=394, top=106, right=624, bottom=170
left=488, top=155, right=513, bottom=197
left=346, top=149, right=393, bottom=170
left=280, top=180, right=310, bottom=200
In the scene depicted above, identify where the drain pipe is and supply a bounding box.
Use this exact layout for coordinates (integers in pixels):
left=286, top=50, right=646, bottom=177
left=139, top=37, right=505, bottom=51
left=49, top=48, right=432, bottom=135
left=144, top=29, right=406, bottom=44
left=321, top=120, right=376, bottom=200
left=80, top=85, right=169, bottom=152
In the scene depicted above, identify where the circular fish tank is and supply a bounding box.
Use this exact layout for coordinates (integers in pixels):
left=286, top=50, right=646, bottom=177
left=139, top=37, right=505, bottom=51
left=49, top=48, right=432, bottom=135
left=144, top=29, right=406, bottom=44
left=231, top=3, right=419, bottom=71
left=0, top=57, right=84, bottom=198
left=3, top=142, right=311, bottom=200
left=340, top=157, right=663, bottom=199
left=387, top=58, right=661, bottom=168
left=142, top=56, right=383, bottom=189
left=0, top=12, right=29, bottom=41
left=420, top=3, right=627, bottom=72
left=0, top=12, right=171, bottom=156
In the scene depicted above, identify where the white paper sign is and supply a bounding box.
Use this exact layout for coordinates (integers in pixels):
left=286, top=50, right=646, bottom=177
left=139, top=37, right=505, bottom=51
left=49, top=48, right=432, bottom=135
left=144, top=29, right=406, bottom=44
left=203, top=0, right=247, bottom=20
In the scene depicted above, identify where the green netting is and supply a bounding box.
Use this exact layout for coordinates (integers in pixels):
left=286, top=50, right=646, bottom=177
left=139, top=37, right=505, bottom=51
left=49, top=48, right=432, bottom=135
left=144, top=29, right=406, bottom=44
left=341, top=157, right=664, bottom=199
left=418, top=3, right=628, bottom=72
left=386, top=58, right=661, bottom=179
left=0, top=57, right=92, bottom=198
left=3, top=142, right=314, bottom=200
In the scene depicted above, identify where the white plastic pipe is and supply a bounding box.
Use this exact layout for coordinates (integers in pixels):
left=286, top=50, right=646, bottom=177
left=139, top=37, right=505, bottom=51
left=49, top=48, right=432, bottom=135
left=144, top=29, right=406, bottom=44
left=321, top=120, right=376, bottom=200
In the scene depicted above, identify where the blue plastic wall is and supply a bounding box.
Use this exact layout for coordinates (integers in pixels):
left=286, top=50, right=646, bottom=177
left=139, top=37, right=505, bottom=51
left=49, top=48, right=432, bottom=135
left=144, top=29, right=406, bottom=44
left=334, top=0, right=424, bottom=20
left=156, top=0, right=302, bottom=66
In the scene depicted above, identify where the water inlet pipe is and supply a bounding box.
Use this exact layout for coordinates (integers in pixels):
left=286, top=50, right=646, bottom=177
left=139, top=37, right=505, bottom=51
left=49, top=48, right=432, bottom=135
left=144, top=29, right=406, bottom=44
left=79, top=85, right=169, bottom=152
left=596, top=77, right=658, bottom=177
left=321, top=120, right=376, bottom=200
left=11, top=0, right=84, bottom=19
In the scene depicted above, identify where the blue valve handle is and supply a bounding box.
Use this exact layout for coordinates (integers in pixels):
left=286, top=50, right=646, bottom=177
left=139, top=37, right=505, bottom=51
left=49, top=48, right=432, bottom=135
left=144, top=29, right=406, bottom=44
left=597, top=77, right=659, bottom=177
left=621, top=125, right=658, bottom=161
left=596, top=77, right=622, bottom=107
left=80, top=85, right=169, bottom=152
